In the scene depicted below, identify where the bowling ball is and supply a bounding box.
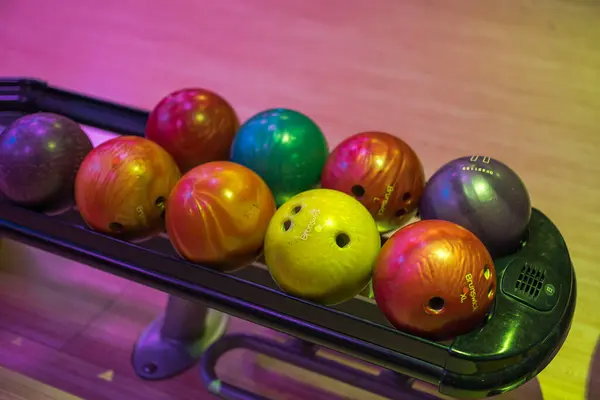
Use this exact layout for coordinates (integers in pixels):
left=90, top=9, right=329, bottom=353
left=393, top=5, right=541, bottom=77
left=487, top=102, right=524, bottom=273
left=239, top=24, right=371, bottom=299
left=230, top=108, right=328, bottom=207
left=321, top=131, right=425, bottom=233
left=264, top=189, right=380, bottom=306
left=419, top=155, right=531, bottom=258
left=145, top=88, right=239, bottom=173
left=0, top=113, right=93, bottom=215
left=75, top=136, right=181, bottom=242
left=166, top=161, right=276, bottom=271
left=373, top=219, right=497, bottom=341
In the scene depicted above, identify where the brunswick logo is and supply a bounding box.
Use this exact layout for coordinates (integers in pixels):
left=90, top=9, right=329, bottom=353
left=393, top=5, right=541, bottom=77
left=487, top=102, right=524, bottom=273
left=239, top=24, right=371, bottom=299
left=374, top=185, right=395, bottom=215
left=460, top=273, right=479, bottom=312
left=300, top=209, right=321, bottom=241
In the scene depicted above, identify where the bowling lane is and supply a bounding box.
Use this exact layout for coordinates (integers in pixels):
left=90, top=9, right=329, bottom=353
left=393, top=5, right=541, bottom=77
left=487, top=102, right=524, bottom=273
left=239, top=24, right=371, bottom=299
left=0, top=365, right=83, bottom=400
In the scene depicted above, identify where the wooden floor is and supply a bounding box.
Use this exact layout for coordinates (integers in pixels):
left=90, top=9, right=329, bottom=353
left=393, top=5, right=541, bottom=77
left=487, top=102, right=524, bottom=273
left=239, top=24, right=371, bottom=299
left=0, top=1, right=599, bottom=399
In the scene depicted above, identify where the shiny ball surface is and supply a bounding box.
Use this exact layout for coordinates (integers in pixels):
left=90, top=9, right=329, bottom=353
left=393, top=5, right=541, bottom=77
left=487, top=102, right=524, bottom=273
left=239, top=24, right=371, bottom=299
left=419, top=155, right=531, bottom=258
left=145, top=88, right=239, bottom=173
left=75, top=136, right=181, bottom=242
left=265, top=189, right=380, bottom=305
left=166, top=161, right=276, bottom=271
left=373, top=219, right=497, bottom=341
left=230, top=108, right=328, bottom=206
left=0, top=113, right=93, bottom=214
left=321, top=131, right=425, bottom=233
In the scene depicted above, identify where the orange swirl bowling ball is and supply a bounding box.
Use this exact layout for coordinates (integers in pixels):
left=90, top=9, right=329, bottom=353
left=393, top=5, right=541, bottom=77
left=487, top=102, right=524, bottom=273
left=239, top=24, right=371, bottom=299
left=166, top=161, right=276, bottom=272
left=321, top=131, right=425, bottom=233
left=373, top=219, right=497, bottom=341
left=145, top=88, right=239, bottom=173
left=75, top=136, right=181, bottom=242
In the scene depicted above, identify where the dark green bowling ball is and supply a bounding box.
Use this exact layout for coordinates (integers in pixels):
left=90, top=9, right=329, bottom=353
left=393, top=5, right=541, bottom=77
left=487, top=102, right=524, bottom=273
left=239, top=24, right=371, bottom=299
left=230, top=108, right=328, bottom=206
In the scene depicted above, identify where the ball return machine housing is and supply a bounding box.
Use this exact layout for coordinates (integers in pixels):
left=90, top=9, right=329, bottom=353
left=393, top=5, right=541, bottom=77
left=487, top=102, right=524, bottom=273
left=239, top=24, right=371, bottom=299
left=0, top=78, right=576, bottom=399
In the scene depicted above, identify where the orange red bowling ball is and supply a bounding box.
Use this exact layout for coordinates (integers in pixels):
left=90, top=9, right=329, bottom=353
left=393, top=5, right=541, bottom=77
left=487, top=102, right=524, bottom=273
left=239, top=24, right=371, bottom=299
left=321, top=131, right=425, bottom=233
left=145, top=88, right=239, bottom=173
left=166, top=161, right=276, bottom=271
left=75, top=136, right=181, bottom=242
left=373, top=219, right=497, bottom=341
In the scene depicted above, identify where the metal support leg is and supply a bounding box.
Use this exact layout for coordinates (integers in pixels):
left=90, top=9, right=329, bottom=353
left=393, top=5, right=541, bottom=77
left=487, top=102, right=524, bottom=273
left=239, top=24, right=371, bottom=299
left=132, top=295, right=229, bottom=380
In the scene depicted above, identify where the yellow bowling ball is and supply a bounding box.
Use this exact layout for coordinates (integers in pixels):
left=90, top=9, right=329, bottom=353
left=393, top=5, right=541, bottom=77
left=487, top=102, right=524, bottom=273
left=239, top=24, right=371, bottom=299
left=264, top=188, right=381, bottom=305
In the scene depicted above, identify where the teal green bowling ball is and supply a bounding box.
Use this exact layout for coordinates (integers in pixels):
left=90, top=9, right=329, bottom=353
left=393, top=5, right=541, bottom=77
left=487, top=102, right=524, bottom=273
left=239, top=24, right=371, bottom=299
left=230, top=108, right=329, bottom=206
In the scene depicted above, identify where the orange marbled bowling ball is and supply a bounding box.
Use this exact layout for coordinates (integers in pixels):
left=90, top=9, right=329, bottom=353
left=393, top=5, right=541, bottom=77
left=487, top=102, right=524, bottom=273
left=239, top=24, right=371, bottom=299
left=373, top=219, right=497, bottom=341
left=75, top=136, right=181, bottom=242
left=166, top=161, right=276, bottom=271
left=321, top=131, right=425, bottom=233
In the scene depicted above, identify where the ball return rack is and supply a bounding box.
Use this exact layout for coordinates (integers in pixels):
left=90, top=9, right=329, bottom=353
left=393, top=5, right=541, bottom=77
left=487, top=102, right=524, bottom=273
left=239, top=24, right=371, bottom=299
left=0, top=78, right=576, bottom=399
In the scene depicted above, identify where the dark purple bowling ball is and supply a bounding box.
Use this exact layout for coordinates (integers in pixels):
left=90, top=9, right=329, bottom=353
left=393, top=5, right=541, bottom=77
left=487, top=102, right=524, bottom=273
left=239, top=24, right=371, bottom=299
left=419, top=155, right=531, bottom=258
left=0, top=113, right=93, bottom=215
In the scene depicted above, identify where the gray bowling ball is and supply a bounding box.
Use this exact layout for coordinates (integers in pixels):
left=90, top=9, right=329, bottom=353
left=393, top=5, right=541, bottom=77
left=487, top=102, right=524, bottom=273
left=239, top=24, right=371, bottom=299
left=0, top=113, right=93, bottom=215
left=419, top=155, right=531, bottom=258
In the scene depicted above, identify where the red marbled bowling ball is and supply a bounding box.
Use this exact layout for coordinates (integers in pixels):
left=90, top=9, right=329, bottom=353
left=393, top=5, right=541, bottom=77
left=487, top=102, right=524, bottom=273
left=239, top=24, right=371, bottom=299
left=166, top=161, right=276, bottom=272
left=75, top=136, right=181, bottom=242
left=321, top=131, right=425, bottom=233
left=373, top=219, right=497, bottom=341
left=145, top=88, right=239, bottom=173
